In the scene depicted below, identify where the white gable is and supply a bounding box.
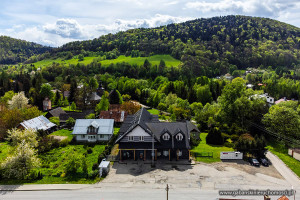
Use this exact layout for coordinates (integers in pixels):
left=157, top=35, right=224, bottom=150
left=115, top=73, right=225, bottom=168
left=127, top=125, right=150, bottom=137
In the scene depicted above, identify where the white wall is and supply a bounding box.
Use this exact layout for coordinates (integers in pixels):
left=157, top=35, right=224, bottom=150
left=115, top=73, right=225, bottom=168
left=294, top=152, right=300, bottom=161
left=76, top=135, right=87, bottom=141
left=127, top=126, right=150, bottom=137
left=98, top=134, right=110, bottom=141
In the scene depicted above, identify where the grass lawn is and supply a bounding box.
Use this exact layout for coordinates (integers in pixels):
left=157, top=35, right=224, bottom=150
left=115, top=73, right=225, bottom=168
left=147, top=109, right=160, bottom=115
left=61, top=106, right=82, bottom=112
left=50, top=129, right=73, bottom=141
left=266, top=141, right=300, bottom=178
left=113, top=127, right=120, bottom=135
left=100, top=55, right=181, bottom=67
left=0, top=142, right=13, bottom=163
left=191, top=133, right=234, bottom=163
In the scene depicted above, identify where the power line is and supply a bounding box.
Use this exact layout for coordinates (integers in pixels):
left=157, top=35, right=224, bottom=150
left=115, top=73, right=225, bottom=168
left=246, top=120, right=300, bottom=147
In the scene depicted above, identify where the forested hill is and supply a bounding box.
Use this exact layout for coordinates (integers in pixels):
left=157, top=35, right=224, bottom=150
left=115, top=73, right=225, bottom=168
left=0, top=36, right=52, bottom=64
left=53, top=15, right=300, bottom=77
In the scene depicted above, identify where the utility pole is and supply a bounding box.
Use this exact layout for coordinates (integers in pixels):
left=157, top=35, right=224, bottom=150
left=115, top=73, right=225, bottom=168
left=151, top=132, right=155, bottom=167
left=166, top=184, right=169, bottom=200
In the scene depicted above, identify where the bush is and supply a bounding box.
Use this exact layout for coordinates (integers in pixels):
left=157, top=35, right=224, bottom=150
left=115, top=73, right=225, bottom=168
left=87, top=147, right=93, bottom=154
left=85, top=113, right=95, bottom=119
left=89, top=170, right=99, bottom=179
left=98, top=153, right=106, bottom=163
left=92, top=163, right=98, bottom=171
left=49, top=117, right=60, bottom=126
left=206, top=127, right=224, bottom=145
left=221, top=133, right=231, bottom=141
left=59, top=138, right=70, bottom=147
left=224, top=142, right=234, bottom=148
left=190, top=136, right=201, bottom=147
left=66, top=117, right=75, bottom=127
left=38, top=136, right=60, bottom=153
left=230, top=134, right=240, bottom=142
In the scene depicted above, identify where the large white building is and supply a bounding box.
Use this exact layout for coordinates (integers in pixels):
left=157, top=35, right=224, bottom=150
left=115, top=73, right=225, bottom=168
left=72, top=119, right=114, bottom=142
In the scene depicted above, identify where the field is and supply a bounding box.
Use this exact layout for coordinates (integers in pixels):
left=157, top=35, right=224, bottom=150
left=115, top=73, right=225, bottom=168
left=31, top=54, right=181, bottom=69
left=266, top=141, right=300, bottom=178
left=32, top=56, right=98, bottom=68
left=191, top=133, right=234, bottom=163
left=100, top=55, right=181, bottom=67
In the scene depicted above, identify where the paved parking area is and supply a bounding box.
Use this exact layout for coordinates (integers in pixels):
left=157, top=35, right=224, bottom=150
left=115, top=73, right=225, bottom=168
left=100, top=159, right=295, bottom=191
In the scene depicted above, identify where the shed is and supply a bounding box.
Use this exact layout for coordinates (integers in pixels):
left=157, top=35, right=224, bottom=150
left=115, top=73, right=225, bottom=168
left=99, top=159, right=110, bottom=177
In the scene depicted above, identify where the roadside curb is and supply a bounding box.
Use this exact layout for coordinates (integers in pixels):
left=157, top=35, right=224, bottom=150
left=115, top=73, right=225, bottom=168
left=0, top=188, right=76, bottom=192
left=0, top=184, right=95, bottom=192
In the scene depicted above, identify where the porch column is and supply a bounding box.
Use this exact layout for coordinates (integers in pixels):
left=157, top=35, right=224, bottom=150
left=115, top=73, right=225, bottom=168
left=188, top=150, right=191, bottom=161
left=134, top=150, right=136, bottom=161
left=120, top=149, right=122, bottom=161
left=155, top=150, right=157, bottom=161
left=144, top=150, right=146, bottom=161
left=169, top=149, right=171, bottom=161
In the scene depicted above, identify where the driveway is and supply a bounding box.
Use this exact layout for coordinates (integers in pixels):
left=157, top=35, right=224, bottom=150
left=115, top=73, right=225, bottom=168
left=101, top=159, right=295, bottom=191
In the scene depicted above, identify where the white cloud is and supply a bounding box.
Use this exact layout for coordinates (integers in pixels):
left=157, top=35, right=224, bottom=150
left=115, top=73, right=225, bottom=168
left=0, top=14, right=191, bottom=47
left=43, top=19, right=85, bottom=39
left=185, top=0, right=297, bottom=18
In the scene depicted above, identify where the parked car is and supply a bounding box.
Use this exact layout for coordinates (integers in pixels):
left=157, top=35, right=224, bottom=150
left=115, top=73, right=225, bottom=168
left=249, top=158, right=260, bottom=166
left=258, top=158, right=269, bottom=166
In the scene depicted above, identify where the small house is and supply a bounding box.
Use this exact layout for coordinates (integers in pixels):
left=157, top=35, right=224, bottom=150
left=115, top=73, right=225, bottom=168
left=99, top=110, right=128, bottom=123
left=43, top=98, right=52, bottom=111
left=46, top=107, right=70, bottom=123
left=18, top=115, right=56, bottom=133
left=72, top=119, right=114, bottom=142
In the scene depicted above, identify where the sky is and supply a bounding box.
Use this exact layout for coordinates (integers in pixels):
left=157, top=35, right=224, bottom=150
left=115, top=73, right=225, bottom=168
left=0, top=0, right=300, bottom=47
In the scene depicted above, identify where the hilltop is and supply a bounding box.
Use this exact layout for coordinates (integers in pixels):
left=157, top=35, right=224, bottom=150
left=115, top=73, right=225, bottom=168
left=0, top=36, right=52, bottom=64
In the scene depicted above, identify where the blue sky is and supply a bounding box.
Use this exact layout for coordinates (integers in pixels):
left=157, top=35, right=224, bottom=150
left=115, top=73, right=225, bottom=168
left=0, top=0, right=299, bottom=47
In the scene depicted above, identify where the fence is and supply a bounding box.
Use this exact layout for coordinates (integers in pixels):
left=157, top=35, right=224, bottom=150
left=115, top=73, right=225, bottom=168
left=192, top=152, right=213, bottom=158
left=106, top=155, right=119, bottom=161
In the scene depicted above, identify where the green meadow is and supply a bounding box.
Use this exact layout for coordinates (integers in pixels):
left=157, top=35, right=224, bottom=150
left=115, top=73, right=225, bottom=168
left=31, top=54, right=181, bottom=68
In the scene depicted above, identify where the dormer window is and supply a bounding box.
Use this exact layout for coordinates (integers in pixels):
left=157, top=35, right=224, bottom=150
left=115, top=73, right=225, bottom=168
left=87, top=126, right=97, bottom=134
left=162, top=133, right=170, bottom=140
left=176, top=133, right=183, bottom=141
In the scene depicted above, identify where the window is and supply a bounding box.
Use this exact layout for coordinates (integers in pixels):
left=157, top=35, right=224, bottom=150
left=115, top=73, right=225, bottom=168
left=162, top=133, right=170, bottom=140
left=81, top=135, right=85, bottom=139
left=177, top=150, right=182, bottom=157
left=176, top=133, right=183, bottom=141
left=99, top=134, right=104, bottom=138
left=163, top=150, right=169, bottom=156
left=128, top=136, right=134, bottom=141
left=139, top=136, right=144, bottom=141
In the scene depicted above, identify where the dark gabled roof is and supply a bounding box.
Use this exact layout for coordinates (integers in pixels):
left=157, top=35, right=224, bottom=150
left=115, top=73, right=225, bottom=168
left=65, top=109, right=94, bottom=120
left=115, top=108, right=200, bottom=149
left=186, top=121, right=200, bottom=133
left=48, top=107, right=67, bottom=118
left=146, top=122, right=192, bottom=149
left=116, top=107, right=159, bottom=143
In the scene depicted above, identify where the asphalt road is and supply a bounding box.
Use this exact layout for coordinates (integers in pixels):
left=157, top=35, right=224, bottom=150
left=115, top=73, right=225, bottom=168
left=266, top=151, right=300, bottom=188
left=0, top=187, right=284, bottom=200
